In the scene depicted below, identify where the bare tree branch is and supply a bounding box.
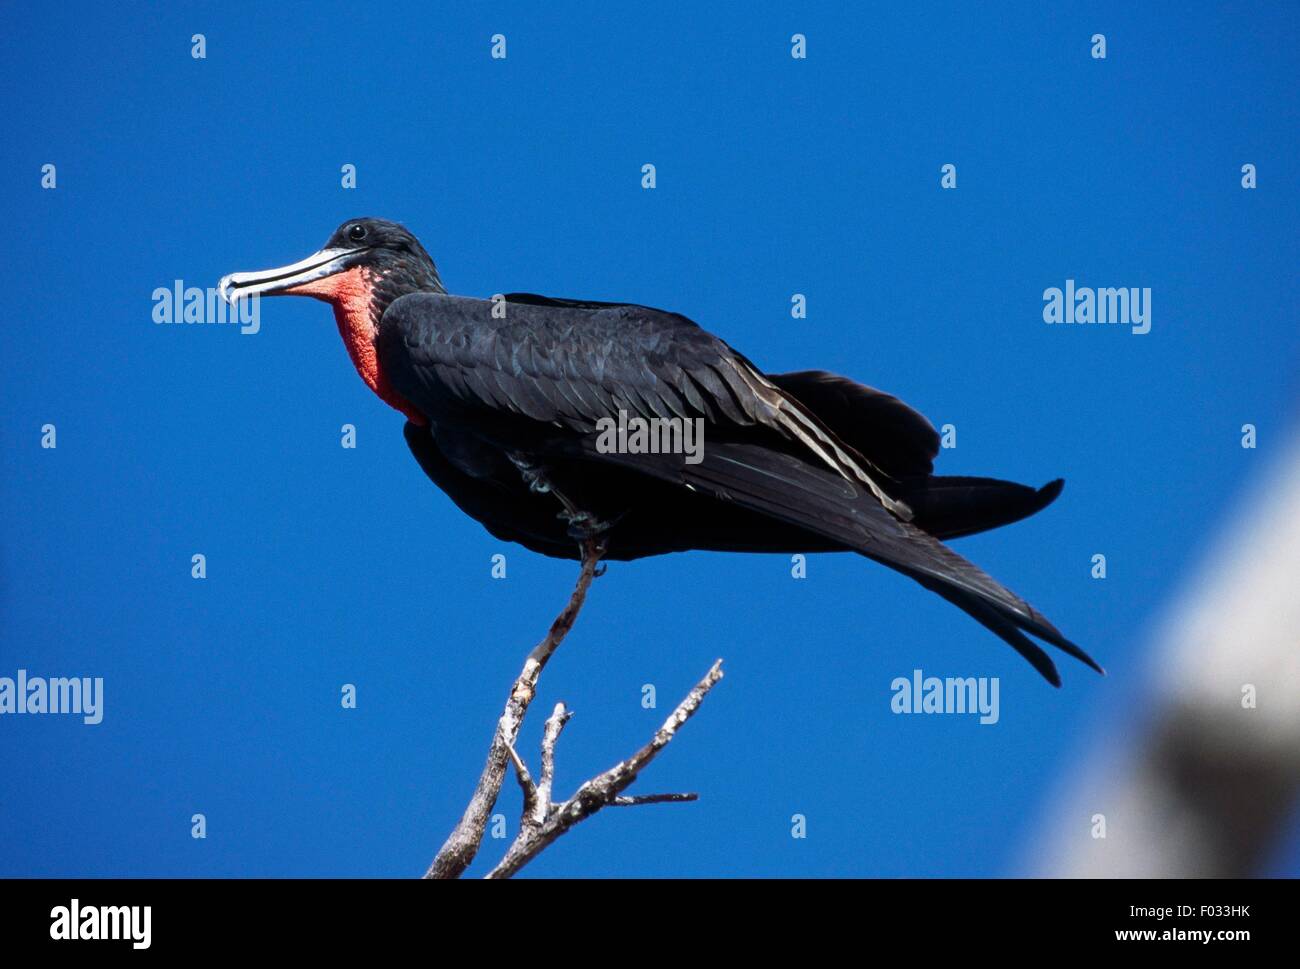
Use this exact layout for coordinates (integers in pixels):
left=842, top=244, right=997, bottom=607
left=424, top=538, right=605, bottom=880
left=534, top=703, right=570, bottom=827
left=485, top=658, right=725, bottom=879
left=609, top=792, right=699, bottom=806
left=504, top=738, right=539, bottom=821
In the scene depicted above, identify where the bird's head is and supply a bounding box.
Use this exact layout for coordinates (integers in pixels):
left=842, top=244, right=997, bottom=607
left=219, top=218, right=443, bottom=423
left=219, top=217, right=444, bottom=316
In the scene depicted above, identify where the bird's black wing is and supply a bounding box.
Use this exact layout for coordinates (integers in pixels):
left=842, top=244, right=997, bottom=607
left=379, top=293, right=1099, bottom=683
left=502, top=292, right=653, bottom=311
left=380, top=293, right=910, bottom=514
left=560, top=436, right=1099, bottom=685
left=768, top=369, right=940, bottom=477
left=769, top=370, right=1066, bottom=539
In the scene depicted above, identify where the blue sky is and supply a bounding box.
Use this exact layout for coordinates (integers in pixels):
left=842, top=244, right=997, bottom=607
left=2, top=2, right=1297, bottom=877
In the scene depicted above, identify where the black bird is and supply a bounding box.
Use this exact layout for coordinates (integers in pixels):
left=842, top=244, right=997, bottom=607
left=220, top=218, right=1102, bottom=685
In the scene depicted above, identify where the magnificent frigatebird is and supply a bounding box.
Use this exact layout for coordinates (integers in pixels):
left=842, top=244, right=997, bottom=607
left=220, top=218, right=1102, bottom=685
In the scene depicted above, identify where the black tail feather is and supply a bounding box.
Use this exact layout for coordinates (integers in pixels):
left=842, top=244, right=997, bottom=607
left=910, top=573, right=1063, bottom=687
left=588, top=440, right=1102, bottom=684
left=903, top=475, right=1064, bottom=540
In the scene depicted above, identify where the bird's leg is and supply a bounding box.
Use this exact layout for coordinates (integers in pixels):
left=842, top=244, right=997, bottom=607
left=551, top=498, right=619, bottom=568
left=507, top=452, right=616, bottom=563
left=552, top=502, right=620, bottom=565
left=507, top=452, right=554, bottom=495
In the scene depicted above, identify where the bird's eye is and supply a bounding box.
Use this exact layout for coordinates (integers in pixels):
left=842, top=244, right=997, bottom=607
left=348, top=224, right=368, bottom=242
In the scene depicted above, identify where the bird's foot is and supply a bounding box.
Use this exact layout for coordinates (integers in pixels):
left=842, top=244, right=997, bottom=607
left=557, top=508, right=619, bottom=568
left=506, top=452, right=553, bottom=494
left=521, top=467, right=551, bottom=494
left=557, top=508, right=616, bottom=540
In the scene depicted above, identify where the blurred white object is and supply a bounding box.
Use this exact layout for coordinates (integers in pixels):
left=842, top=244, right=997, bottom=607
left=1033, top=430, right=1300, bottom=877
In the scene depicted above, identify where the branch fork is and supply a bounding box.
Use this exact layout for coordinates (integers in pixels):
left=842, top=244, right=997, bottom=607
left=424, top=538, right=724, bottom=879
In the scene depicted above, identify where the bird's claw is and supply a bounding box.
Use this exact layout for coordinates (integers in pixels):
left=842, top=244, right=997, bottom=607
left=558, top=509, right=615, bottom=540
left=521, top=469, right=551, bottom=494
left=557, top=509, right=618, bottom=564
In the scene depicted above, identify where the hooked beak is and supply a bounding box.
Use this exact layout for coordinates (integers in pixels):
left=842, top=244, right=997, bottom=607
left=219, top=246, right=369, bottom=304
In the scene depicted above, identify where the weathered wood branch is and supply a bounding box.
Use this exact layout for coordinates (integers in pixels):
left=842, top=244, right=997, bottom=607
left=425, top=533, right=724, bottom=879
left=424, top=538, right=605, bottom=879
left=485, top=658, right=725, bottom=879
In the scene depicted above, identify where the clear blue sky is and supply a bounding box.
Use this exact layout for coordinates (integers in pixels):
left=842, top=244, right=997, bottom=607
left=2, top=2, right=1297, bottom=877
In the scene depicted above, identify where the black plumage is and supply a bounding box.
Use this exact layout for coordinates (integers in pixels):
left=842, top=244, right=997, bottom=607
left=221, top=218, right=1102, bottom=686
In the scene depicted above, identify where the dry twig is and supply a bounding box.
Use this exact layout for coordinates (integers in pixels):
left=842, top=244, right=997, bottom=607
left=486, top=659, right=725, bottom=878
left=423, top=538, right=724, bottom=879
left=424, top=538, right=605, bottom=879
